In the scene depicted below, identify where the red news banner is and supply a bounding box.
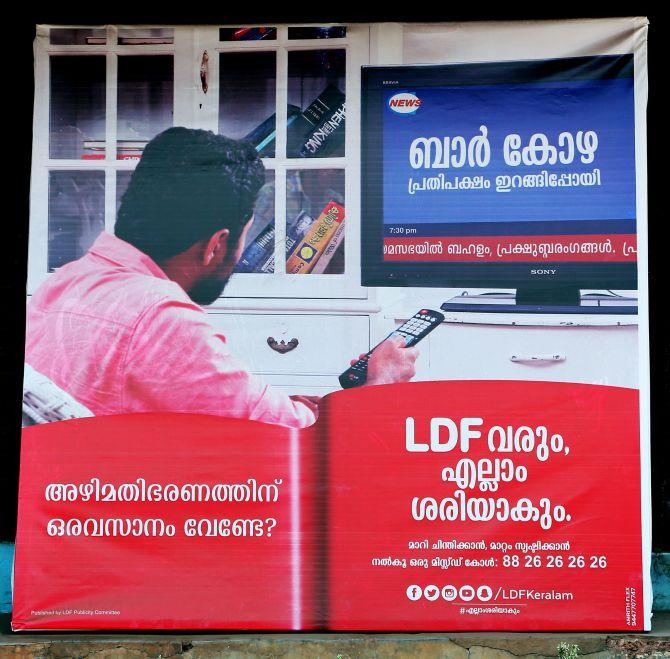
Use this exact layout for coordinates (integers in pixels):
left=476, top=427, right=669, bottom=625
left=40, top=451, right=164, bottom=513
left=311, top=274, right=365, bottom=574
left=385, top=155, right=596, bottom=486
left=13, top=381, right=643, bottom=631
left=383, top=235, right=638, bottom=262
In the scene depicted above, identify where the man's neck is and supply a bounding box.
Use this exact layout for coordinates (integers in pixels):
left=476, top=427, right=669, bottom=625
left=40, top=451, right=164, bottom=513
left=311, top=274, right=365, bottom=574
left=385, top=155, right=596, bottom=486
left=158, top=252, right=200, bottom=295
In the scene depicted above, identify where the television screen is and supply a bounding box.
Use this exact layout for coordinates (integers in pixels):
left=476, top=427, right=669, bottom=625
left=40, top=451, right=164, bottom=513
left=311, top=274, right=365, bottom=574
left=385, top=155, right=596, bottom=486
left=361, top=55, right=638, bottom=290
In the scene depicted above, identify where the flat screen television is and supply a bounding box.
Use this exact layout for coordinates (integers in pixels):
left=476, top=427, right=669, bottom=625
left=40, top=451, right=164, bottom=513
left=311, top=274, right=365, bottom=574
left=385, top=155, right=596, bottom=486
left=361, top=55, right=638, bottom=312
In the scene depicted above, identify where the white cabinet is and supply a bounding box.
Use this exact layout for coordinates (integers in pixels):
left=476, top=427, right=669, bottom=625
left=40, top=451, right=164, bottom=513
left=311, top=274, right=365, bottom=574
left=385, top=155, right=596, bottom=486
left=387, top=307, right=639, bottom=389
left=209, top=311, right=369, bottom=390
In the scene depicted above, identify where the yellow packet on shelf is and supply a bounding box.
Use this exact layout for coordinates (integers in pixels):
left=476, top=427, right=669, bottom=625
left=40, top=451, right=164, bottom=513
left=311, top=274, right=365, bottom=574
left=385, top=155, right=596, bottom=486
left=286, top=200, right=345, bottom=274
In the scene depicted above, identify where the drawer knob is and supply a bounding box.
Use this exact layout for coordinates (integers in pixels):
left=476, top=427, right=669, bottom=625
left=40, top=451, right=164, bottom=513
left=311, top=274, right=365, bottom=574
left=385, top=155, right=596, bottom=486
left=510, top=354, right=566, bottom=364
left=267, top=337, right=299, bottom=354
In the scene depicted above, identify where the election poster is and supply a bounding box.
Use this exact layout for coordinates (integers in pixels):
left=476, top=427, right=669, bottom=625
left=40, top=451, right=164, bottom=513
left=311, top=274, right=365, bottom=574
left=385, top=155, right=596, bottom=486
left=13, top=18, right=650, bottom=631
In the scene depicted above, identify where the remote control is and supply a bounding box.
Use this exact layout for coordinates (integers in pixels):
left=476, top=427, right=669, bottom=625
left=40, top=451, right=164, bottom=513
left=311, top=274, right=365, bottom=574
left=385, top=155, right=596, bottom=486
left=338, top=309, right=445, bottom=389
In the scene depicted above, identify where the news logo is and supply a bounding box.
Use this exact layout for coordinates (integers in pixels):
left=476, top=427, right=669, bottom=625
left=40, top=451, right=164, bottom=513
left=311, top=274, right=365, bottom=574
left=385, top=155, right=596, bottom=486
left=388, top=92, right=422, bottom=115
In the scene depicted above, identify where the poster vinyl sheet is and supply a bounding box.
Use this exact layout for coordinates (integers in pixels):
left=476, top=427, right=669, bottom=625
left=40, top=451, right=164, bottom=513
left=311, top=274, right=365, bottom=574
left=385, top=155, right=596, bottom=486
left=13, top=18, right=651, bottom=631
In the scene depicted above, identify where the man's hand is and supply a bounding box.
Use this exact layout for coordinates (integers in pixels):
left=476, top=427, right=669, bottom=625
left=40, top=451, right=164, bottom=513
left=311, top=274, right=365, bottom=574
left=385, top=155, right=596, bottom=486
left=350, top=334, right=418, bottom=386
left=290, top=395, right=321, bottom=417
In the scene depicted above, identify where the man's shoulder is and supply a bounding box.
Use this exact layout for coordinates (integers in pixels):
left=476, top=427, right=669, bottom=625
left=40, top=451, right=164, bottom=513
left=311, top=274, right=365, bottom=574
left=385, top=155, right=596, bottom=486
left=29, top=256, right=193, bottom=330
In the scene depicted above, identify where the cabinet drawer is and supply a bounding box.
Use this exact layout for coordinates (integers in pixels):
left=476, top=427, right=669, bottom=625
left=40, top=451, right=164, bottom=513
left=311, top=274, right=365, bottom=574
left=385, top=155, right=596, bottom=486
left=415, top=322, right=638, bottom=388
left=208, top=313, right=369, bottom=376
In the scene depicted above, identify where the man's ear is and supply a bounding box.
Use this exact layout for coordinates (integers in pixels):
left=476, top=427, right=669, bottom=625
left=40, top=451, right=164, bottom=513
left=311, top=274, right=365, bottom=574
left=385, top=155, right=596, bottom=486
left=203, top=229, right=230, bottom=266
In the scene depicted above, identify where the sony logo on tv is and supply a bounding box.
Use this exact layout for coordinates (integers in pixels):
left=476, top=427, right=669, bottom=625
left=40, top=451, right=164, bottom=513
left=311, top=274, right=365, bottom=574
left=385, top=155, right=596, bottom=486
left=530, top=269, right=558, bottom=275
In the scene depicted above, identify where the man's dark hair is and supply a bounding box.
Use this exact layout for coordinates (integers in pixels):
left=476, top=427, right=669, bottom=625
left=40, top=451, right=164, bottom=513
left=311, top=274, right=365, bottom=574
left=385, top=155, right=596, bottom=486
left=115, top=127, right=265, bottom=262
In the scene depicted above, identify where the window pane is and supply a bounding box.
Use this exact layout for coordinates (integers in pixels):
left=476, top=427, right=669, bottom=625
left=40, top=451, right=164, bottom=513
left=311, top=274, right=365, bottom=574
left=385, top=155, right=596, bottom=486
left=219, top=27, right=276, bottom=41
left=288, top=26, right=346, bottom=39
left=117, top=28, right=173, bottom=45
left=48, top=170, right=105, bottom=271
left=219, top=52, right=277, bottom=158
left=50, top=28, right=106, bottom=45
left=286, top=169, right=345, bottom=274
left=287, top=50, right=346, bottom=158
left=117, top=56, right=174, bottom=159
left=50, top=56, right=106, bottom=160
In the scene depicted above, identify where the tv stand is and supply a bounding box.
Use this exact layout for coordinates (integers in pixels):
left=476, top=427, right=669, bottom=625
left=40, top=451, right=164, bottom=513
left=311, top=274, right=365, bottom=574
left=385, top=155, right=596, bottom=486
left=441, top=288, right=638, bottom=315
left=384, top=300, right=638, bottom=389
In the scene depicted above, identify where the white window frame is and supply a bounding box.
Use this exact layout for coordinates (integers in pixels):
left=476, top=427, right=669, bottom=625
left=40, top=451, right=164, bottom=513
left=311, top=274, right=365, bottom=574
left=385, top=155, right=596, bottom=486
left=29, top=24, right=369, bottom=301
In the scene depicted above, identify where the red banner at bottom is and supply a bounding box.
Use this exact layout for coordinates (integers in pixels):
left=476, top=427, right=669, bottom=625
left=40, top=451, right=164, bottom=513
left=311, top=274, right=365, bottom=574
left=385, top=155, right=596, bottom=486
left=12, top=381, right=646, bottom=631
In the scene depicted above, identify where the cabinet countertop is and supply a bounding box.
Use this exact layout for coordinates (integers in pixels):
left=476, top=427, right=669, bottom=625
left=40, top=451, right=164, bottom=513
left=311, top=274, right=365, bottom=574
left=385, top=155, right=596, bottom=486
left=385, top=301, right=639, bottom=327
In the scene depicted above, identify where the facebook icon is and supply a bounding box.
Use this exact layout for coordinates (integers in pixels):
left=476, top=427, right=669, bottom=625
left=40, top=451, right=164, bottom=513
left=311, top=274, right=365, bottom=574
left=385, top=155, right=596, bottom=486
left=406, top=585, right=422, bottom=601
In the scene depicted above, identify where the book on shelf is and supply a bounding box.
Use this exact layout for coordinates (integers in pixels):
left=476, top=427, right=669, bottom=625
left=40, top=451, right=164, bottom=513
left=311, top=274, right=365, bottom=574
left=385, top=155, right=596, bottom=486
left=234, top=221, right=275, bottom=274
left=310, top=219, right=345, bottom=274
left=234, top=210, right=315, bottom=274
left=222, top=27, right=277, bottom=41
left=243, top=105, right=301, bottom=158
left=286, top=201, right=345, bottom=274
left=118, top=140, right=150, bottom=149
left=288, top=26, right=347, bottom=39
left=82, top=153, right=142, bottom=161
left=287, top=85, right=346, bottom=158
left=285, top=210, right=314, bottom=257
left=241, top=83, right=345, bottom=159
left=82, top=139, right=147, bottom=161
left=82, top=139, right=106, bottom=159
